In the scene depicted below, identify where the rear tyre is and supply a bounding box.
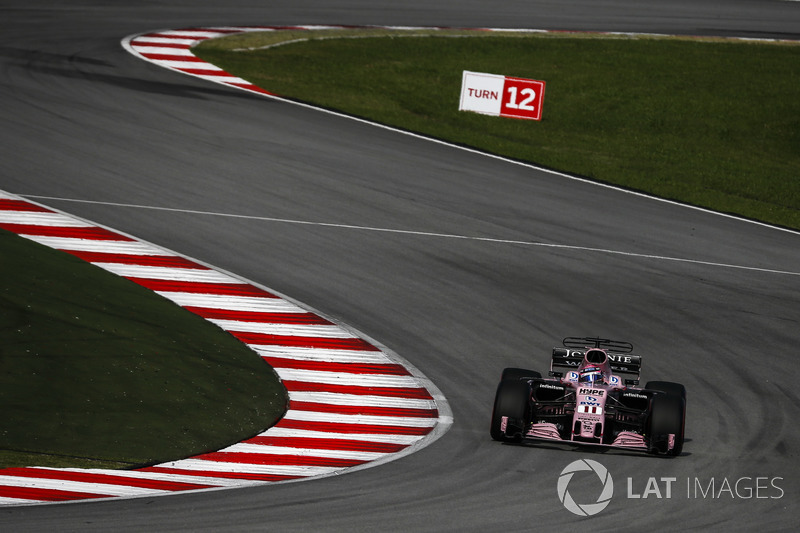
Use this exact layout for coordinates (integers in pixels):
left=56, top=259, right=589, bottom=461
left=490, top=379, right=531, bottom=442
left=646, top=381, right=686, bottom=456
left=501, top=367, right=542, bottom=381
left=645, top=381, right=686, bottom=402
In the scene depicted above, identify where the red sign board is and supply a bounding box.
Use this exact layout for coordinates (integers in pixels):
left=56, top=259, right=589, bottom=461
left=499, top=76, right=546, bottom=121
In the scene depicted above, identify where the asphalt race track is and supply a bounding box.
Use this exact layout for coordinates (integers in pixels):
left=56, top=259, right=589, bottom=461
left=1, top=1, right=799, bottom=530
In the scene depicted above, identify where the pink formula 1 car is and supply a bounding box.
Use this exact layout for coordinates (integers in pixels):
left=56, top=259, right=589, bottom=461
left=490, top=337, right=686, bottom=456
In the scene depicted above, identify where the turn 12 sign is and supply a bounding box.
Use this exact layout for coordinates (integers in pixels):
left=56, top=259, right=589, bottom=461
left=459, top=70, right=546, bottom=121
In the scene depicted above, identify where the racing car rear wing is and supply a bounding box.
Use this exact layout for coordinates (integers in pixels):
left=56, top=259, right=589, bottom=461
left=550, top=346, right=642, bottom=384
left=551, top=348, right=642, bottom=374
left=563, top=336, right=633, bottom=353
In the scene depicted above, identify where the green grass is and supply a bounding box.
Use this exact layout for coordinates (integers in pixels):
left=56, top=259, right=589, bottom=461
left=0, top=229, right=287, bottom=469
left=195, top=30, right=800, bottom=230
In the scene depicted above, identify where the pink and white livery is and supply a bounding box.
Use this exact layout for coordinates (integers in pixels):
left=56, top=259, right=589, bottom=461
left=490, top=337, right=686, bottom=455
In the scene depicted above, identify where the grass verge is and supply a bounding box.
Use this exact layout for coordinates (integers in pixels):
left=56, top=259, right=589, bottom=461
left=0, top=229, right=287, bottom=469
left=194, top=29, right=800, bottom=230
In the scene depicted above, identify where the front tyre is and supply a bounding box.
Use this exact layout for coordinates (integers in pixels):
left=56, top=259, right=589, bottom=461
left=490, top=379, right=531, bottom=442
left=646, top=381, right=686, bottom=456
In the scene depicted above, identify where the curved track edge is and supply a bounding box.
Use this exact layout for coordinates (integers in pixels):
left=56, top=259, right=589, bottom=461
left=0, top=190, right=453, bottom=506
left=122, top=25, right=800, bottom=237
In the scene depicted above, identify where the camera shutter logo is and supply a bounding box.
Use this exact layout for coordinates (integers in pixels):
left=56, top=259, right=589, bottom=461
left=557, top=459, right=614, bottom=516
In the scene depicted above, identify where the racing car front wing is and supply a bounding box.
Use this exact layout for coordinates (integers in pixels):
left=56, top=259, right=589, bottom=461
left=504, top=419, right=650, bottom=451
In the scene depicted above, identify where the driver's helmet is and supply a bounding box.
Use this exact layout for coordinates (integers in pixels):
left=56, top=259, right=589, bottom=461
left=579, top=366, right=604, bottom=384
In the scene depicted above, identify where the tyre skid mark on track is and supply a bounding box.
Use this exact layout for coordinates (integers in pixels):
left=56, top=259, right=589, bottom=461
left=0, top=190, right=451, bottom=506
